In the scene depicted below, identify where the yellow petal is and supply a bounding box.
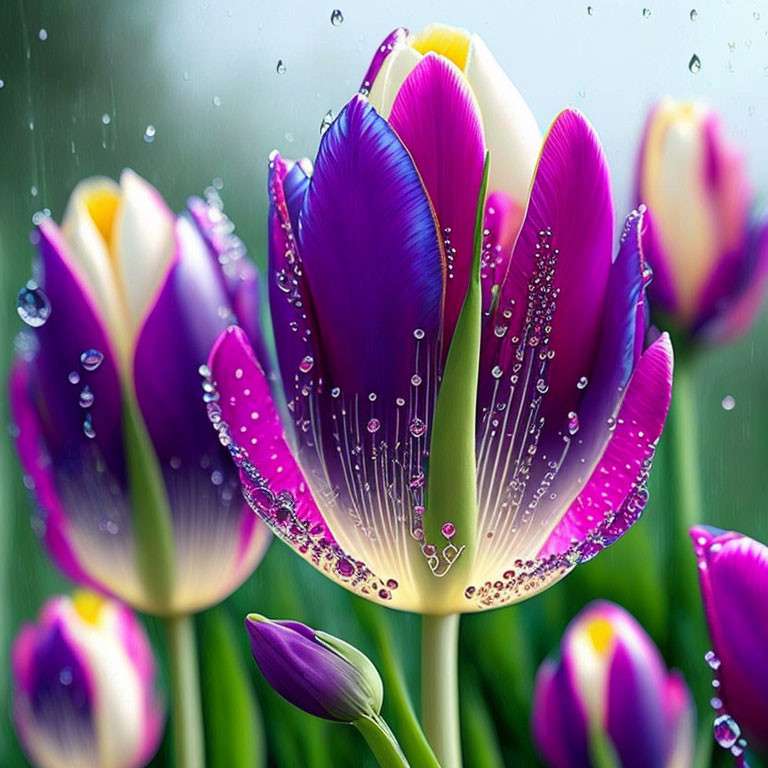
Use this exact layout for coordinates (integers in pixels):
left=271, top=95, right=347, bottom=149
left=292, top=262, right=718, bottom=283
left=410, top=22, right=471, bottom=70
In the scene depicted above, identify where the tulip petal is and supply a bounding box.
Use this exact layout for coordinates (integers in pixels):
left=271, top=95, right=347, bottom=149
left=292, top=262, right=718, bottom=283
left=112, top=169, right=176, bottom=336
left=692, top=526, right=768, bottom=749
left=208, top=327, right=409, bottom=607
left=464, top=33, right=541, bottom=208
left=367, top=44, right=422, bottom=119
left=298, top=94, right=444, bottom=402
left=360, top=27, right=408, bottom=95
left=133, top=216, right=271, bottom=613
left=389, top=52, right=485, bottom=348
left=531, top=659, right=591, bottom=768
left=539, top=333, right=673, bottom=558
left=665, top=672, right=695, bottom=768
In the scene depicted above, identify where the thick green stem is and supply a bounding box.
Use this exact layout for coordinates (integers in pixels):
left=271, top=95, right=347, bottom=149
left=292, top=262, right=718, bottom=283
left=165, top=615, right=205, bottom=768
left=422, top=614, right=461, bottom=768
left=354, top=714, right=410, bottom=768
left=663, top=362, right=712, bottom=768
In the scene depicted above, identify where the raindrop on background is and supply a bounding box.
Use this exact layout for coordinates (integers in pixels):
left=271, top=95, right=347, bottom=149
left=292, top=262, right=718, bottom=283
left=16, top=281, right=51, bottom=327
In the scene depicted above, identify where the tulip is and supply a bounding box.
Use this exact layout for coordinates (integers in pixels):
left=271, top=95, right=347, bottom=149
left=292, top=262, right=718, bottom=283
left=12, top=592, right=163, bottom=768
left=636, top=99, right=768, bottom=346
left=245, top=614, right=409, bottom=766
left=206, top=27, right=673, bottom=617
left=9, top=171, right=270, bottom=616
left=691, top=526, right=768, bottom=755
left=531, top=600, right=695, bottom=768
left=245, top=614, right=383, bottom=722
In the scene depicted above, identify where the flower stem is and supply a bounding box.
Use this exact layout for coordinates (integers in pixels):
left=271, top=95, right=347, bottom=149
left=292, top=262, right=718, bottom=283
left=663, top=361, right=712, bottom=768
left=354, top=713, right=410, bottom=768
left=165, top=614, right=205, bottom=768
left=422, top=613, right=461, bottom=768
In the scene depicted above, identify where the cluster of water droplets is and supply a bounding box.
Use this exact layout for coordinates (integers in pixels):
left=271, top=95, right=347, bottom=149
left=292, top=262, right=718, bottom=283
left=74, top=349, right=104, bottom=439
left=704, top=650, right=750, bottom=766
left=199, top=360, right=399, bottom=602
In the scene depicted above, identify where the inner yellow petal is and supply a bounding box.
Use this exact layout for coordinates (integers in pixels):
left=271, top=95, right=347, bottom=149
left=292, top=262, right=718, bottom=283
left=72, top=590, right=108, bottom=625
left=410, top=23, right=471, bottom=71
left=85, top=189, right=120, bottom=247
left=585, top=617, right=615, bottom=656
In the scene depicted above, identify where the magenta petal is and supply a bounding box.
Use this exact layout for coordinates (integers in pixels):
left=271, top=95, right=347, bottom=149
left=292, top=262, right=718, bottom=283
left=691, top=526, right=768, bottom=750
left=389, top=52, right=485, bottom=349
left=359, top=27, right=408, bottom=93
left=297, top=94, right=444, bottom=403
left=539, top=333, right=673, bottom=558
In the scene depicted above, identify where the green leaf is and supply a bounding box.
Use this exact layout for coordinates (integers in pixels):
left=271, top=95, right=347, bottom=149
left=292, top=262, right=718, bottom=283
left=199, top=608, right=266, bottom=768
left=424, top=153, right=490, bottom=598
left=122, top=385, right=175, bottom=611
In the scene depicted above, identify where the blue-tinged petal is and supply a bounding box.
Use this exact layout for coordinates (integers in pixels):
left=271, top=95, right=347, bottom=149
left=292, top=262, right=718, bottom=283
left=297, top=93, right=444, bottom=403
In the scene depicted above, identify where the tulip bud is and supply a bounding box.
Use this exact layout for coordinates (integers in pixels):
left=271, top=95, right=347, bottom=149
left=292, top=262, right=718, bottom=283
left=244, top=614, right=383, bottom=722
left=691, top=525, right=768, bottom=754
left=636, top=98, right=768, bottom=346
left=12, top=592, right=164, bottom=768
left=532, top=600, right=694, bottom=768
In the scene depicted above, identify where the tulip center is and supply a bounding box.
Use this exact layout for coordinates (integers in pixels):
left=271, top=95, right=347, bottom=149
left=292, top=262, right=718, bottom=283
left=585, top=617, right=615, bottom=656
left=72, top=590, right=108, bottom=625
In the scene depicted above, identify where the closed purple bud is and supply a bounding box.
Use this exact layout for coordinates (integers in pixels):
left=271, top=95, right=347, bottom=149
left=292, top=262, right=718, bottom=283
left=532, top=600, right=694, bottom=768
left=691, top=525, right=768, bottom=752
left=244, top=614, right=383, bottom=722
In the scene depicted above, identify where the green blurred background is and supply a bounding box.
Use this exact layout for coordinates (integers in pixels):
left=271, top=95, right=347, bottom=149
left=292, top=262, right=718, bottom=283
left=2, top=1, right=767, bottom=765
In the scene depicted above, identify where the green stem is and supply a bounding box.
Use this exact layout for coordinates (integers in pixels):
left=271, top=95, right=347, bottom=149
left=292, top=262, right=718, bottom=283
left=165, top=615, right=205, bottom=768
left=422, top=613, right=461, bottom=768
left=354, top=601, right=440, bottom=768
left=663, top=361, right=712, bottom=768
left=354, top=714, right=410, bottom=768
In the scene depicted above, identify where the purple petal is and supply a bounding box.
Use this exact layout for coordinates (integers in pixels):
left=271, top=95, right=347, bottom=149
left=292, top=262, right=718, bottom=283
left=539, top=333, right=673, bottom=558
left=691, top=526, right=768, bottom=749
left=297, top=93, right=444, bottom=403
left=359, top=27, right=409, bottom=94
left=388, top=52, right=485, bottom=349
left=640, top=208, right=679, bottom=318
left=531, top=658, right=590, bottom=768
left=664, top=672, right=695, bottom=767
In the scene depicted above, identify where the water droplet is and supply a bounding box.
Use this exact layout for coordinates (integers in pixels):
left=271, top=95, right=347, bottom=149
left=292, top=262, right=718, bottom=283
left=411, top=374, right=422, bottom=387
left=68, top=371, right=80, bottom=385
left=754, top=11, right=760, bottom=19
left=721, top=395, right=735, bottom=411
left=101, top=113, right=111, bottom=125
left=705, top=650, right=721, bottom=670
left=441, top=522, right=456, bottom=538
left=330, top=8, right=344, bottom=25
left=212, top=95, right=222, bottom=107
left=211, top=470, right=224, bottom=486
left=642, top=7, right=651, bottom=17
left=83, top=413, right=96, bottom=439
left=59, top=666, right=72, bottom=685
left=298, top=355, right=315, bottom=374
left=491, top=365, right=503, bottom=379
left=577, top=376, right=588, bottom=390
left=587, top=5, right=594, bottom=14
left=79, top=386, right=94, bottom=408
left=0, top=79, right=4, bottom=89
left=413, top=328, right=425, bottom=340
left=80, top=349, right=104, bottom=371
left=567, top=411, right=579, bottom=435
left=331, top=386, right=341, bottom=398
left=38, top=29, right=48, bottom=41
left=689, top=53, right=701, bottom=73
left=713, top=715, right=741, bottom=749
left=276, top=59, right=286, bottom=75
left=320, top=109, right=334, bottom=135
left=143, top=124, right=156, bottom=143
left=367, top=418, right=381, bottom=433
left=536, top=378, right=549, bottom=394
left=16, top=281, right=51, bottom=327
left=409, top=418, right=426, bottom=438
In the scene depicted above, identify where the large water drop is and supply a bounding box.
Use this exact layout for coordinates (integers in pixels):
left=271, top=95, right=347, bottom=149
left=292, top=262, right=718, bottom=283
left=16, top=281, right=51, bottom=327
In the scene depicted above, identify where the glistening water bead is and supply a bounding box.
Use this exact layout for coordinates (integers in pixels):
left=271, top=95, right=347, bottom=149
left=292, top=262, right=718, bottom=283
left=80, top=349, right=104, bottom=371
left=16, top=281, right=51, bottom=327
left=689, top=53, right=701, bottom=73
left=330, top=9, right=343, bottom=25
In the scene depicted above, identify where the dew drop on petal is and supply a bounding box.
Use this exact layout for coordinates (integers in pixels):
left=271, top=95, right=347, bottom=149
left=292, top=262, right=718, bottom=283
left=713, top=715, right=740, bottom=749
left=413, top=328, right=425, bottom=340
left=298, top=355, right=314, bottom=373
left=577, top=376, right=588, bottom=390
left=567, top=411, right=579, bottom=435
left=80, top=348, right=104, bottom=371
left=491, top=365, right=503, bottom=379
left=16, top=281, right=51, bottom=327
left=410, top=374, right=422, bottom=387
left=705, top=650, right=721, bottom=670
left=68, top=371, right=80, bottom=385
left=367, top=418, right=381, bottom=433
left=320, top=109, right=334, bottom=135
left=83, top=413, right=96, bottom=439
left=79, top=386, right=94, bottom=408
left=409, top=418, right=426, bottom=438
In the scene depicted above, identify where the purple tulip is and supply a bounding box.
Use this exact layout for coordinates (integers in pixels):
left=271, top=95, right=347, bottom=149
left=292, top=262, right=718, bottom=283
left=244, top=614, right=383, bottom=722
left=9, top=171, right=270, bottom=615
left=12, top=592, right=164, bottom=768
left=635, top=99, right=768, bottom=345
left=204, top=24, right=673, bottom=614
left=691, top=526, right=768, bottom=754
left=532, top=601, right=694, bottom=768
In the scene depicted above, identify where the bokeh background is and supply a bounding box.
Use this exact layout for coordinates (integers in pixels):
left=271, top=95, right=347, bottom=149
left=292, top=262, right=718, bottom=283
left=2, top=0, right=768, bottom=765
